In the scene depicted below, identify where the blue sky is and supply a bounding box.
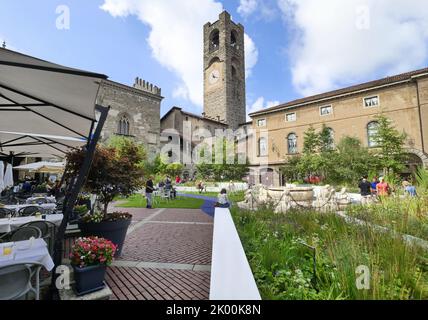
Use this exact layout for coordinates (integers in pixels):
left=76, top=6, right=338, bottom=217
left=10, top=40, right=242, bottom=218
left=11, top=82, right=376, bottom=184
left=1, top=0, right=428, bottom=118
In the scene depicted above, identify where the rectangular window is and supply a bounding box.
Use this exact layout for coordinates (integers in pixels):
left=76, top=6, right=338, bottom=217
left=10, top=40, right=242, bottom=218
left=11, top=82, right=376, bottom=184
left=257, top=118, right=266, bottom=127
left=285, top=112, right=297, bottom=122
left=320, top=105, right=333, bottom=116
left=364, top=95, right=380, bottom=108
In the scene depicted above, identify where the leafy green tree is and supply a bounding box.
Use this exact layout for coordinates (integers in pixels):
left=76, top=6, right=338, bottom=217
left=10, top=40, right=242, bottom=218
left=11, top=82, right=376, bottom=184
left=303, top=126, right=319, bottom=154
left=164, top=162, right=184, bottom=177
left=332, top=136, right=374, bottom=185
left=66, top=137, right=145, bottom=216
left=372, top=114, right=407, bottom=175
left=195, top=138, right=249, bottom=181
left=319, top=125, right=334, bottom=152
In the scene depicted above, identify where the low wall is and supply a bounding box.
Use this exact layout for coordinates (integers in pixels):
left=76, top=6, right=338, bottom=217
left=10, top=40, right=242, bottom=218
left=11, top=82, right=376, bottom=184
left=209, top=208, right=261, bottom=300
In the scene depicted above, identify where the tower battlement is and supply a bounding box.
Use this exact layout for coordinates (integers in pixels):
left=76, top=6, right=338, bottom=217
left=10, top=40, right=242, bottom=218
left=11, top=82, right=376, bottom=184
left=133, top=77, right=162, bottom=96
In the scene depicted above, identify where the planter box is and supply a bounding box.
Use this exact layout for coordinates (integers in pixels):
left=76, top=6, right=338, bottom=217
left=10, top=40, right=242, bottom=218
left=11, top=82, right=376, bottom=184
left=73, top=264, right=107, bottom=296
left=78, top=218, right=131, bottom=257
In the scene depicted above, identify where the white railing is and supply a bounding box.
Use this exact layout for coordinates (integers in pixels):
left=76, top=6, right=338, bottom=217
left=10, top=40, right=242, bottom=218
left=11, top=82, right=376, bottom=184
left=209, top=208, right=261, bottom=300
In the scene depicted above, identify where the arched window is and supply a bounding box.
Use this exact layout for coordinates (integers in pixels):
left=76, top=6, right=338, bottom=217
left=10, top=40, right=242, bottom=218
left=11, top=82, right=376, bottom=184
left=117, top=115, right=130, bottom=136
left=367, top=121, right=379, bottom=147
left=231, top=30, right=238, bottom=48
left=326, top=127, right=335, bottom=149
left=258, top=137, right=267, bottom=157
left=210, top=29, right=219, bottom=52
left=287, top=133, right=298, bottom=154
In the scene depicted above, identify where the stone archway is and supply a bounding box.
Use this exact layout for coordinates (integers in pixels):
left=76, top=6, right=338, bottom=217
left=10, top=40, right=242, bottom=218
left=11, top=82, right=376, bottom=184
left=405, top=148, right=428, bottom=168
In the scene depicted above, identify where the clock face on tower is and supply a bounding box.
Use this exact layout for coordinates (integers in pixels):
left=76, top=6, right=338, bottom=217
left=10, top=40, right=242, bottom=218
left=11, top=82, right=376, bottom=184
left=209, top=69, right=220, bottom=84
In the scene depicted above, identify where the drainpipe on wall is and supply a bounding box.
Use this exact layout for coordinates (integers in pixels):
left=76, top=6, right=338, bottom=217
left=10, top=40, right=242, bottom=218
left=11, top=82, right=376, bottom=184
left=413, top=77, right=425, bottom=154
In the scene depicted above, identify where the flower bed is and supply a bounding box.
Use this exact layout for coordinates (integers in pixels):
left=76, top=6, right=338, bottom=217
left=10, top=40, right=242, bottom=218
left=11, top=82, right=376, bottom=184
left=231, top=207, right=428, bottom=300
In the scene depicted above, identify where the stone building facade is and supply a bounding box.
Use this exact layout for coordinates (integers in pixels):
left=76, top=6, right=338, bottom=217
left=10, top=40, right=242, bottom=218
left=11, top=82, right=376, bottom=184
left=160, top=107, right=228, bottom=178
left=248, top=68, right=428, bottom=187
left=97, top=77, right=163, bottom=160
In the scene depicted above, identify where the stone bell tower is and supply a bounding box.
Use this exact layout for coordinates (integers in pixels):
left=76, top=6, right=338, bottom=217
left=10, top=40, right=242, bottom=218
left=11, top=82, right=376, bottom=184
left=203, top=11, right=246, bottom=129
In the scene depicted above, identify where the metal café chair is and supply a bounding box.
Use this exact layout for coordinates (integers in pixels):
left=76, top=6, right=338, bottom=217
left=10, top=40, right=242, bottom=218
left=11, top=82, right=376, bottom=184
left=10, top=226, right=42, bottom=242
left=18, top=206, right=40, bottom=217
left=0, top=262, right=44, bottom=300
left=21, top=221, right=57, bottom=255
left=0, top=208, right=14, bottom=219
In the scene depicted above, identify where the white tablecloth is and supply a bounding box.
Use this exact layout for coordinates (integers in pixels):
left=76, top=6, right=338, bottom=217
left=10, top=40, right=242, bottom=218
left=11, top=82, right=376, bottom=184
left=0, top=214, right=64, bottom=234
left=4, top=203, right=57, bottom=214
left=26, top=196, right=56, bottom=204
left=0, top=238, right=54, bottom=271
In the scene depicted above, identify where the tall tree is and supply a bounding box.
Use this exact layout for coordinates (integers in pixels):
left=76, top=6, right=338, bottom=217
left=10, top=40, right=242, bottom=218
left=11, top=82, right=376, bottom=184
left=372, top=114, right=407, bottom=175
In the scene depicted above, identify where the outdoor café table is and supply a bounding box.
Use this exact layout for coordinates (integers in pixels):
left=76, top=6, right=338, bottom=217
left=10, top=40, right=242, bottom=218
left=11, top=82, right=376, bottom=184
left=0, top=214, right=64, bottom=234
left=0, top=238, right=54, bottom=271
left=4, top=203, right=57, bottom=215
left=26, top=196, right=56, bottom=204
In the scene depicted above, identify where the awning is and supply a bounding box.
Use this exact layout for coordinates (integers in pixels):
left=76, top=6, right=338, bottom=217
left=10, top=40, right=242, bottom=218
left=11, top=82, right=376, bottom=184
left=0, top=47, right=108, bottom=155
left=14, top=161, right=65, bottom=173
left=0, top=131, right=85, bottom=158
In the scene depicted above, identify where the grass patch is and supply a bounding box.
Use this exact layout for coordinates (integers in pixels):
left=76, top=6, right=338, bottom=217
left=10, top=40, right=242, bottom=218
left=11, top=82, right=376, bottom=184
left=231, top=206, right=428, bottom=300
left=116, top=194, right=205, bottom=209
left=178, top=190, right=246, bottom=203
left=346, top=195, right=428, bottom=241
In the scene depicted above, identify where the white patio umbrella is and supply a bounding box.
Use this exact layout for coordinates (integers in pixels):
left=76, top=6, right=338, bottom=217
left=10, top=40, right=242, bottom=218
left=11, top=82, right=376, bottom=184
left=13, top=161, right=65, bottom=173
left=3, top=163, right=13, bottom=188
left=0, top=161, right=5, bottom=193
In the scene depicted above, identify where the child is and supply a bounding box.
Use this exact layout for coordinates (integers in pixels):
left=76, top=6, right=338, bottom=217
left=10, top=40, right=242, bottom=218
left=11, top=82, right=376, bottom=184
left=215, top=188, right=230, bottom=208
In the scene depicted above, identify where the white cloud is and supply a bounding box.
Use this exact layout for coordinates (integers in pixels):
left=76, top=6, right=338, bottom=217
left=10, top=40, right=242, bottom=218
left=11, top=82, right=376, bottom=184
left=238, top=0, right=258, bottom=17
left=101, top=0, right=258, bottom=108
left=238, top=0, right=277, bottom=21
left=277, top=0, right=428, bottom=96
left=244, top=34, right=258, bottom=78
left=247, top=97, right=280, bottom=120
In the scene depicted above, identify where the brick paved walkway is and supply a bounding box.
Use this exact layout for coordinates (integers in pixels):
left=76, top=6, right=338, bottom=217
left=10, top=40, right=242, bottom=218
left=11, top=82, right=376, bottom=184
left=104, top=206, right=213, bottom=300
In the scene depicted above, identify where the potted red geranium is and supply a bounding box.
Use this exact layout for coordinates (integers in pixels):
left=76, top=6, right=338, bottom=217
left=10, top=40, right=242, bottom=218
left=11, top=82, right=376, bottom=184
left=70, top=236, right=117, bottom=295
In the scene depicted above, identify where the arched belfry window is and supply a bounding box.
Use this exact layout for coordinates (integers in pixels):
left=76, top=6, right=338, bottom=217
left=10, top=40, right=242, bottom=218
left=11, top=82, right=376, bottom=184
left=210, top=29, right=219, bottom=52
left=231, top=30, right=238, bottom=48
left=118, top=114, right=130, bottom=136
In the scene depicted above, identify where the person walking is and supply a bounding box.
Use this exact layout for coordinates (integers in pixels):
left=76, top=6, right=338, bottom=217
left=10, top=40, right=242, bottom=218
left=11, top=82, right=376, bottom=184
left=370, top=177, right=379, bottom=196
left=145, top=176, right=155, bottom=209
left=402, top=178, right=417, bottom=197
left=358, top=175, right=372, bottom=205
left=376, top=177, right=390, bottom=199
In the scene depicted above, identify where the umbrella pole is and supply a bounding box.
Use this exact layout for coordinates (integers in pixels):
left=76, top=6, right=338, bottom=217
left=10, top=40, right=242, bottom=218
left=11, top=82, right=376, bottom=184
left=49, top=105, right=109, bottom=299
